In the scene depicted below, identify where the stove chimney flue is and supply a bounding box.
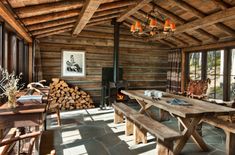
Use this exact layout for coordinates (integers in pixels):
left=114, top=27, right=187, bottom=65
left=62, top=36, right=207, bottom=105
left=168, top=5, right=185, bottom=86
left=112, top=18, right=120, bottom=83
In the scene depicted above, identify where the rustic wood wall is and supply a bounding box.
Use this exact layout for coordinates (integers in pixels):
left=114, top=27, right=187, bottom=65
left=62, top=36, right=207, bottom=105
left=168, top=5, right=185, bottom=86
left=38, top=25, right=170, bottom=105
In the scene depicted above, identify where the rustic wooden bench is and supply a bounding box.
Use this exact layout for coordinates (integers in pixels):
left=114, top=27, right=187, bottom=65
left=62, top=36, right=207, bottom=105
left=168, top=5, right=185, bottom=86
left=203, top=117, right=235, bottom=155
left=130, top=114, right=182, bottom=155
left=112, top=102, right=139, bottom=136
left=113, top=102, right=182, bottom=155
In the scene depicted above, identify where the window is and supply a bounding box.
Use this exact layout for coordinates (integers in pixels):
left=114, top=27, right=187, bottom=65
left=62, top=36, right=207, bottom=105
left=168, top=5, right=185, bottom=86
left=189, top=52, right=202, bottom=80
left=0, top=22, right=30, bottom=85
left=206, top=50, right=224, bottom=99
left=231, top=49, right=235, bottom=100
left=187, top=48, right=235, bottom=100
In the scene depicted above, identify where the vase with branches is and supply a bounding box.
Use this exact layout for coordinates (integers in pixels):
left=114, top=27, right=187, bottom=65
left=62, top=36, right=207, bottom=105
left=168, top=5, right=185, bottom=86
left=0, top=66, right=24, bottom=108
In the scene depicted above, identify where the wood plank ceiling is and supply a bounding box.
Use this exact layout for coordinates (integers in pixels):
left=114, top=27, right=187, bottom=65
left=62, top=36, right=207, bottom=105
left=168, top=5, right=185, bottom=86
left=1, top=0, right=235, bottom=48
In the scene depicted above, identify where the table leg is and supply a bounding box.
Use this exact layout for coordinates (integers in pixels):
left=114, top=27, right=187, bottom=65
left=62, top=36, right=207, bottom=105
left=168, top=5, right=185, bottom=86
left=136, top=99, right=146, bottom=114
left=34, top=126, right=40, bottom=155
left=0, top=129, right=3, bottom=139
left=226, top=131, right=235, bottom=155
left=174, top=117, right=208, bottom=155
left=136, top=99, right=152, bottom=116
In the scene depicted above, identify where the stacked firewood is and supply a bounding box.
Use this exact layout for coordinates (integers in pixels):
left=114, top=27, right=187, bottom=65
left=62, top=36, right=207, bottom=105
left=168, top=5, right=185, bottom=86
left=49, top=78, right=95, bottom=110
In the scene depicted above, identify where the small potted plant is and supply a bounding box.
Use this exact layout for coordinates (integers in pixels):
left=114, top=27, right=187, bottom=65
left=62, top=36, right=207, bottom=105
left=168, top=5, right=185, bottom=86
left=0, top=66, right=24, bottom=108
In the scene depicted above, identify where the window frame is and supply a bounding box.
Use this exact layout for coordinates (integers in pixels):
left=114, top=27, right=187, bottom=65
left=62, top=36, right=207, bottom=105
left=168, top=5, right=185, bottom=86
left=186, top=47, right=234, bottom=101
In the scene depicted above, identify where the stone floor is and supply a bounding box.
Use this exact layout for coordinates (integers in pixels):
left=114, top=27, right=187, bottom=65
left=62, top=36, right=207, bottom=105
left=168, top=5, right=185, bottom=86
left=46, top=104, right=227, bottom=155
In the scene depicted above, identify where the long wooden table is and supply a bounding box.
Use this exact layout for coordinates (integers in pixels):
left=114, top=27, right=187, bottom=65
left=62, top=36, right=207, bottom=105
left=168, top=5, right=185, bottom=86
left=0, top=89, right=49, bottom=154
left=121, top=90, right=235, bottom=154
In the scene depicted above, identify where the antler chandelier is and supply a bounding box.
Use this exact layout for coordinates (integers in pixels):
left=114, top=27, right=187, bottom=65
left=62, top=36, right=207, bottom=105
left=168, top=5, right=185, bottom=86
left=130, top=3, right=176, bottom=39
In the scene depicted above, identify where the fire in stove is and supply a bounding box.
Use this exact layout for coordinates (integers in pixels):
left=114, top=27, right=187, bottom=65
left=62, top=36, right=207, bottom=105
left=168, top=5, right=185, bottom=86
left=117, top=92, right=125, bottom=101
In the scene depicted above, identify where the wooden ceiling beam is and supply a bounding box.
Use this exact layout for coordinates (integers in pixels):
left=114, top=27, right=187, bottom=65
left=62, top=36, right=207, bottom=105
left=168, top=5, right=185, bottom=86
left=22, top=9, right=80, bottom=26
left=171, top=36, right=189, bottom=46
left=170, top=0, right=235, bottom=36
left=97, top=0, right=136, bottom=12
left=158, top=39, right=177, bottom=48
left=32, top=24, right=74, bottom=36
left=211, top=0, right=231, bottom=10
left=175, top=7, right=235, bottom=34
left=117, top=0, right=152, bottom=22
left=35, top=28, right=72, bottom=38
left=196, top=29, right=219, bottom=41
left=137, top=10, right=164, bottom=25
left=93, top=6, right=127, bottom=18
left=0, top=1, right=32, bottom=42
left=169, top=0, right=205, bottom=18
left=181, top=33, right=202, bottom=44
left=27, top=17, right=77, bottom=31
left=21, top=1, right=134, bottom=27
left=15, top=0, right=84, bottom=18
left=183, top=40, right=235, bottom=52
left=73, top=0, right=102, bottom=35
left=214, top=22, right=235, bottom=36
left=123, top=21, right=131, bottom=27
left=89, top=13, right=120, bottom=23
left=148, top=3, right=218, bottom=41
left=86, top=20, right=111, bottom=27
left=24, top=7, right=127, bottom=31
left=148, top=3, right=185, bottom=24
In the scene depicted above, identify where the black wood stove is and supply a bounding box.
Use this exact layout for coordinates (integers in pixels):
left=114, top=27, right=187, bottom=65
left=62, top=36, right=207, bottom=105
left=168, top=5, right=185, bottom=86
left=100, top=19, right=128, bottom=109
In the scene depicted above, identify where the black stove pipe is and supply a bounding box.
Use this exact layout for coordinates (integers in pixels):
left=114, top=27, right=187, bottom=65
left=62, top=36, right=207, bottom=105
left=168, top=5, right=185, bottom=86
left=112, top=18, right=120, bottom=83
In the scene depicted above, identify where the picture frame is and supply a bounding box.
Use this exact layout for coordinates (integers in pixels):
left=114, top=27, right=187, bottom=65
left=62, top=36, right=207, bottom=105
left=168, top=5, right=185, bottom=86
left=61, top=50, right=86, bottom=77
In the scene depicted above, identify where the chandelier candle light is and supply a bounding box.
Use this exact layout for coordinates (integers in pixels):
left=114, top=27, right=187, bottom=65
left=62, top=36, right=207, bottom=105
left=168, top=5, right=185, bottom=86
left=130, top=3, right=176, bottom=38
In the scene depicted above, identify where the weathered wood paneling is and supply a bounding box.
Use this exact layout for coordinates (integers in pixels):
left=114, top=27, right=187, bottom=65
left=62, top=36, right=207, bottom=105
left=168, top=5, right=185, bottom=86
left=38, top=29, right=169, bottom=105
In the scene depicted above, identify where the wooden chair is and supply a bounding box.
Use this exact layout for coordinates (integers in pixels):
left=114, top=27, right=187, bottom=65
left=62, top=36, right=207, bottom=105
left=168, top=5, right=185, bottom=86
left=185, top=78, right=211, bottom=100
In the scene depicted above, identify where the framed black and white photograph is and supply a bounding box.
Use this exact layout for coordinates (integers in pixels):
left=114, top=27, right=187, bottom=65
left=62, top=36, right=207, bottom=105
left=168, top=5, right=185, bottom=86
left=61, top=50, right=85, bottom=77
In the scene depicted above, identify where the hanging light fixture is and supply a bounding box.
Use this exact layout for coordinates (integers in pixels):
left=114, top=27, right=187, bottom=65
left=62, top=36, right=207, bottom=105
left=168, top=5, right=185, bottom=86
left=130, top=2, right=176, bottom=39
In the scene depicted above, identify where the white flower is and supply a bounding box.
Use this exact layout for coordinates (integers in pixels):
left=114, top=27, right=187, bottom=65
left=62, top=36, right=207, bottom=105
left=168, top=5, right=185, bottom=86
left=0, top=66, right=24, bottom=96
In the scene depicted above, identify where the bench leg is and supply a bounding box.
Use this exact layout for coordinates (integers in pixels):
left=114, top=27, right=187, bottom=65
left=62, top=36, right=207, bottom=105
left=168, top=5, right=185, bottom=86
left=125, top=118, right=133, bottom=136
left=55, top=107, right=61, bottom=126
left=156, top=140, right=174, bottom=155
left=226, top=131, right=235, bottom=155
left=134, top=125, right=147, bottom=144
left=114, top=109, right=124, bottom=124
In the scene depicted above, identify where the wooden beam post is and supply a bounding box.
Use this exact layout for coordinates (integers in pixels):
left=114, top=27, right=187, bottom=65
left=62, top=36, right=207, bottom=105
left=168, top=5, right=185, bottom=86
left=0, top=2, right=32, bottom=43
left=73, top=0, right=102, bottom=35
left=117, top=0, right=152, bottom=22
